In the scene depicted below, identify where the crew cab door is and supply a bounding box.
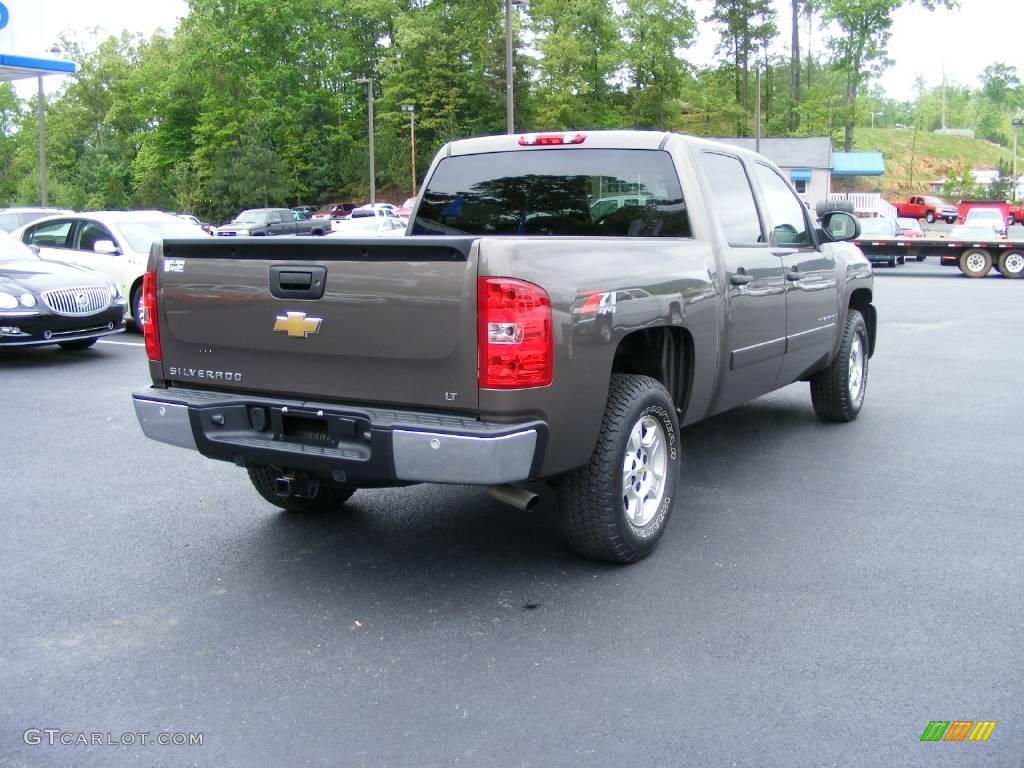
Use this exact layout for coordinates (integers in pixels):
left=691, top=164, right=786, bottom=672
left=751, top=163, right=838, bottom=386
left=699, top=151, right=786, bottom=412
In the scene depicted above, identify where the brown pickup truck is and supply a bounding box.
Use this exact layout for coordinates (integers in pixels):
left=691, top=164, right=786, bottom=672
left=132, top=131, right=876, bottom=563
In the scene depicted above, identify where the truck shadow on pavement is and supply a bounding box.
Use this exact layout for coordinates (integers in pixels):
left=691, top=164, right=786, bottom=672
left=238, top=391, right=826, bottom=589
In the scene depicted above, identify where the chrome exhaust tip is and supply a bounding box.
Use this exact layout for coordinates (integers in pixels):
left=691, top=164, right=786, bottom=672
left=487, top=484, right=540, bottom=512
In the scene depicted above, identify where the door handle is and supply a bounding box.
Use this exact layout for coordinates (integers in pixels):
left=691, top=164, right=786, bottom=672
left=785, top=268, right=804, bottom=281
left=730, top=272, right=754, bottom=285
left=270, top=265, right=326, bottom=299
left=773, top=249, right=798, bottom=257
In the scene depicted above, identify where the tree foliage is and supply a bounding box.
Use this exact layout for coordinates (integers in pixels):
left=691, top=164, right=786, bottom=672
left=3, top=0, right=1016, bottom=219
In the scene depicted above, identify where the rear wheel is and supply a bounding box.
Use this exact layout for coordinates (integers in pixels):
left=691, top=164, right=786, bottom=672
left=925, top=212, right=935, bottom=224
left=59, top=339, right=97, bottom=351
left=557, top=374, right=680, bottom=563
left=247, top=465, right=356, bottom=513
left=959, top=249, right=992, bottom=278
left=810, top=309, right=869, bottom=423
left=1009, top=215, right=1017, bottom=226
left=997, top=250, right=1024, bottom=279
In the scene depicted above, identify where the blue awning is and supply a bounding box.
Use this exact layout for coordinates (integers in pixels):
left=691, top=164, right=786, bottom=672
left=0, top=54, right=77, bottom=82
left=789, top=168, right=812, bottom=182
left=832, top=152, right=885, bottom=177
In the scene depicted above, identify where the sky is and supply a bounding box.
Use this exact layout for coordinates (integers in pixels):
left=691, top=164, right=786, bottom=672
left=4, top=0, right=1021, bottom=104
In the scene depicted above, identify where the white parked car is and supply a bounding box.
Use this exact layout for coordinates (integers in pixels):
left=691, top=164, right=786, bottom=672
left=13, top=211, right=208, bottom=327
left=0, top=207, right=74, bottom=233
left=326, top=216, right=406, bottom=237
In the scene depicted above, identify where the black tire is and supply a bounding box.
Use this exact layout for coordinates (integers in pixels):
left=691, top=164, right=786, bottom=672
left=997, top=250, right=1024, bottom=279
left=556, top=374, right=680, bottom=563
left=247, top=465, right=356, bottom=513
left=809, top=309, right=869, bottom=423
left=925, top=211, right=935, bottom=224
left=59, top=338, right=98, bottom=351
left=916, top=254, right=926, bottom=261
left=131, top=285, right=144, bottom=332
left=1008, top=215, right=1017, bottom=226
left=944, top=216, right=956, bottom=224
left=888, top=254, right=898, bottom=267
left=959, top=248, right=992, bottom=278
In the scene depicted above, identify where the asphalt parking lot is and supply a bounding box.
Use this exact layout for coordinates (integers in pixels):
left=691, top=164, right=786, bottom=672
left=1, top=261, right=1022, bottom=767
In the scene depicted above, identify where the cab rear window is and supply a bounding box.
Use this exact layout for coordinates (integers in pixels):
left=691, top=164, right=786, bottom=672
left=413, top=149, right=691, bottom=237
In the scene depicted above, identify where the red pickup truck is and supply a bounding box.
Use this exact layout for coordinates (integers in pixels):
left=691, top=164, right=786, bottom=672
left=1007, top=202, right=1024, bottom=225
left=891, top=195, right=958, bottom=224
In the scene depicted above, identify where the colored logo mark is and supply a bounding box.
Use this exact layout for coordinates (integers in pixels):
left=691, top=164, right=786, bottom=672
left=921, top=720, right=997, bottom=742
left=0, top=3, right=9, bottom=30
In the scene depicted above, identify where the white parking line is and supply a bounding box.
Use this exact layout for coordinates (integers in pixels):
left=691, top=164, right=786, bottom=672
left=98, top=339, right=145, bottom=347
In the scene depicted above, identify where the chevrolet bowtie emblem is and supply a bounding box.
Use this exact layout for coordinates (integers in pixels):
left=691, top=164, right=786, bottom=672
left=273, top=311, right=323, bottom=338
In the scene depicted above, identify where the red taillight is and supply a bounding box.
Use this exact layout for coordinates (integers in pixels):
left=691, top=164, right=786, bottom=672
left=518, top=132, right=586, bottom=146
left=142, top=268, right=161, bottom=362
left=478, top=277, right=552, bottom=389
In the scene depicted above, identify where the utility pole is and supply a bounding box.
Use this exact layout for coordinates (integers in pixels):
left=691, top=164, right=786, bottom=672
left=37, top=75, right=47, bottom=207
left=1012, top=118, right=1024, bottom=201
left=402, top=104, right=417, bottom=196
left=941, top=63, right=947, bottom=131
left=754, top=66, right=761, bottom=153
left=504, top=0, right=526, bottom=134
left=355, top=76, right=375, bottom=204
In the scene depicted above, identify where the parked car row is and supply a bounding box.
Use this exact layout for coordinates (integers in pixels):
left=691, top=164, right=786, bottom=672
left=0, top=230, right=127, bottom=350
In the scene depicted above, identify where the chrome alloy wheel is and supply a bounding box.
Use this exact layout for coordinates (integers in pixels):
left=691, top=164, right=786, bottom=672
left=1004, top=252, right=1024, bottom=275
left=848, top=334, right=866, bottom=403
left=965, top=252, right=987, bottom=274
left=622, top=415, right=668, bottom=528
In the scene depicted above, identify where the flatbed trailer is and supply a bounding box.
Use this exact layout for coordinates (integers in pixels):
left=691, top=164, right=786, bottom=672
left=852, top=236, right=1024, bottom=279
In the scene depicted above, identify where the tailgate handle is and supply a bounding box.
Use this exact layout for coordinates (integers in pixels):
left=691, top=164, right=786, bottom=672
left=270, top=265, right=326, bottom=300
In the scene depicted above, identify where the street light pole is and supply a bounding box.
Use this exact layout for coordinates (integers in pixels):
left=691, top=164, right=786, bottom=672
left=355, top=76, right=375, bottom=204
left=402, top=104, right=417, bottom=196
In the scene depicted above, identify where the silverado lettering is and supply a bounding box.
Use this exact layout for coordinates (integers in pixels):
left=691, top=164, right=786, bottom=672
left=133, top=130, right=876, bottom=564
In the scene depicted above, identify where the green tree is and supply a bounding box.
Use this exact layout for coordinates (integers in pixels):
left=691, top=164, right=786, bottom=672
left=528, top=0, right=623, bottom=129
left=823, top=0, right=955, bottom=151
left=620, top=0, right=695, bottom=129
left=707, top=0, right=776, bottom=134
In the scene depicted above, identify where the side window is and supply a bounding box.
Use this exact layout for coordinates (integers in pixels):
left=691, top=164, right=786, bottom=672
left=74, top=222, right=115, bottom=252
left=25, top=219, right=73, bottom=249
left=699, top=151, right=763, bottom=245
left=753, top=163, right=811, bottom=246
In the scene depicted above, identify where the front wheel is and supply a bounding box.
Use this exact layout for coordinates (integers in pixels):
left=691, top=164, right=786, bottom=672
left=944, top=216, right=956, bottom=224
left=131, top=285, right=144, bottom=332
left=809, top=309, right=869, bottom=423
left=248, top=465, right=356, bottom=513
left=557, top=374, right=680, bottom=563
left=925, top=212, right=936, bottom=224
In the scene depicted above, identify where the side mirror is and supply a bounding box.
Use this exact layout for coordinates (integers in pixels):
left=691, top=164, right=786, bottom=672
left=821, top=211, right=861, bottom=242
left=94, top=239, right=120, bottom=255
left=28, top=244, right=41, bottom=256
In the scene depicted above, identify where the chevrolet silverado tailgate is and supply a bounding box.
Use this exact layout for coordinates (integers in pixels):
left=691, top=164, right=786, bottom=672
left=154, top=237, right=480, bottom=411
